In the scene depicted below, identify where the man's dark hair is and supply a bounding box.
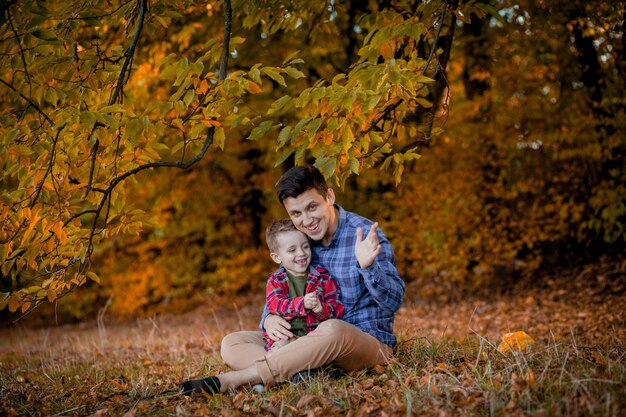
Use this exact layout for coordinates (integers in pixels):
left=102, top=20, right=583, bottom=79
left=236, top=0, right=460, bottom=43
left=276, top=166, right=328, bottom=205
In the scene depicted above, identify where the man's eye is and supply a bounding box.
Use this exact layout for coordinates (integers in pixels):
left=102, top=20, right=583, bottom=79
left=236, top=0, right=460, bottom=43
left=309, top=205, right=317, bottom=211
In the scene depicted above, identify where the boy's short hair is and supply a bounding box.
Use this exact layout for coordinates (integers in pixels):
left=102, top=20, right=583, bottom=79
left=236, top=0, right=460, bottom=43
left=276, top=166, right=328, bottom=205
left=265, top=219, right=298, bottom=253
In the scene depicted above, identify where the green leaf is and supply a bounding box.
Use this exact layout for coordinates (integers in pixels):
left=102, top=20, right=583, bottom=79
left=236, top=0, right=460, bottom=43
left=190, top=123, right=206, bottom=139
left=174, top=59, right=190, bottom=86
left=290, top=117, right=312, bottom=141
left=125, top=119, right=144, bottom=145
left=249, top=64, right=262, bottom=84
left=277, top=126, right=292, bottom=146
left=248, top=121, right=274, bottom=141
left=285, top=67, right=305, bottom=79
left=305, top=118, right=324, bottom=136
left=274, top=148, right=294, bottom=167
left=415, top=75, right=435, bottom=83
left=31, top=29, right=59, bottom=41
left=268, top=95, right=292, bottom=115
left=261, top=68, right=287, bottom=87
left=282, top=50, right=301, bottom=66
left=314, top=157, right=337, bottom=179
left=99, top=104, right=125, bottom=114
left=342, top=91, right=357, bottom=110
left=79, top=112, right=96, bottom=130
left=171, top=141, right=185, bottom=155
left=158, top=53, right=177, bottom=69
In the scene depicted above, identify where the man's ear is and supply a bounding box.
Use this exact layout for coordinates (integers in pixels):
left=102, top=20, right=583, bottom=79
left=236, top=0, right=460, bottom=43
left=326, top=188, right=335, bottom=204
left=269, top=252, right=282, bottom=265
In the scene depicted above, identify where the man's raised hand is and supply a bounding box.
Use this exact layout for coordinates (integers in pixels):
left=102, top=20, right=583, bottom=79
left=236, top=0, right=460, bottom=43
left=355, top=222, right=381, bottom=269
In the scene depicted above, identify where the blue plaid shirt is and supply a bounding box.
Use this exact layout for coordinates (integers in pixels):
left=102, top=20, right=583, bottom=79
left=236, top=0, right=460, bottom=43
left=261, top=205, right=405, bottom=346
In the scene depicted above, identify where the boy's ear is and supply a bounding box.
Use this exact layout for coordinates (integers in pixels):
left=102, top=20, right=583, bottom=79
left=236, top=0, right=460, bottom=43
left=269, top=252, right=282, bottom=265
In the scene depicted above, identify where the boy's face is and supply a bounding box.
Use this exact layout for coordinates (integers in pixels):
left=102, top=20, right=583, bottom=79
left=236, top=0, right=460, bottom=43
left=283, top=187, right=337, bottom=245
left=270, top=230, right=311, bottom=276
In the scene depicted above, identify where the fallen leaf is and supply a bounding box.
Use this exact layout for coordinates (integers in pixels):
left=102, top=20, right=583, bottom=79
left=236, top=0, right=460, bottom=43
left=297, top=394, right=334, bottom=410
left=430, top=383, right=443, bottom=396
left=497, top=331, right=535, bottom=353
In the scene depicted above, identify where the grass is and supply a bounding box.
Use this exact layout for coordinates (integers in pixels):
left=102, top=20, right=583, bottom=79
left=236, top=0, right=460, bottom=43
left=1, top=312, right=624, bottom=417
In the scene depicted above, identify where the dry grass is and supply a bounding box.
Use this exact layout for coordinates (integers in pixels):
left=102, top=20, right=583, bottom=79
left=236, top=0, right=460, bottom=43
left=1, top=293, right=625, bottom=416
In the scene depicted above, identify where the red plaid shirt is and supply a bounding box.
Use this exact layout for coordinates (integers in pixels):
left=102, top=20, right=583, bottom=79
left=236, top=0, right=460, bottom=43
left=264, top=265, right=344, bottom=350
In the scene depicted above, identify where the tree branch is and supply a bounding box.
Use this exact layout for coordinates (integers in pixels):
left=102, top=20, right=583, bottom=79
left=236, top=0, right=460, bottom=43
left=6, top=6, right=31, bottom=93
left=361, top=99, right=404, bottom=135
left=422, top=0, right=449, bottom=75
left=85, top=0, right=149, bottom=196
left=30, top=124, right=66, bottom=208
left=109, top=0, right=148, bottom=105
left=421, top=0, right=457, bottom=146
left=0, top=78, right=54, bottom=126
left=82, top=0, right=233, bottom=259
left=218, top=0, right=232, bottom=81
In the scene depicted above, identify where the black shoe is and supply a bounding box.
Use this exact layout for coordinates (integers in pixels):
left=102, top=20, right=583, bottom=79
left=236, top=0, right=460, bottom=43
left=178, top=376, right=221, bottom=395
left=290, top=368, right=320, bottom=383
left=290, top=365, right=347, bottom=383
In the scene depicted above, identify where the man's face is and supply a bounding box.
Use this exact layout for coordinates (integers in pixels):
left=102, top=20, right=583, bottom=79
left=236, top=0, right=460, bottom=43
left=283, top=188, right=336, bottom=244
left=270, top=230, right=311, bottom=276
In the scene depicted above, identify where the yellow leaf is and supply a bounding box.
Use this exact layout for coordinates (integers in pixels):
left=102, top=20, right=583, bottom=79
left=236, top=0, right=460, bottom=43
left=497, top=331, right=535, bottom=353
left=87, top=271, right=101, bottom=284
left=214, top=127, right=225, bottom=150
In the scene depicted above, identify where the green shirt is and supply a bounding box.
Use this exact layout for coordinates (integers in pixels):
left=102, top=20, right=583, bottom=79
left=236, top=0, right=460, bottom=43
left=287, top=271, right=308, bottom=337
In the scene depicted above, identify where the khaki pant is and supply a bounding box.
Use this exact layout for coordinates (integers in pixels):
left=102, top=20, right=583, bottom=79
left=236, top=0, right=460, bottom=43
left=220, top=319, right=393, bottom=387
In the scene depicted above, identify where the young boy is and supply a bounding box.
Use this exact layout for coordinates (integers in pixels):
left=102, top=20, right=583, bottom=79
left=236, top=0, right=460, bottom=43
left=263, top=219, right=344, bottom=351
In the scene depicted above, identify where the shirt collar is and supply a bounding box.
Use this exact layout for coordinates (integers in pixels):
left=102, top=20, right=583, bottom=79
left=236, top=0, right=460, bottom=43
left=278, top=264, right=320, bottom=277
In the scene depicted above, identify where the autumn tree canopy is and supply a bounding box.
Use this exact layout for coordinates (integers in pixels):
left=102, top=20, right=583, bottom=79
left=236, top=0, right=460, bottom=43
left=1, top=0, right=624, bottom=319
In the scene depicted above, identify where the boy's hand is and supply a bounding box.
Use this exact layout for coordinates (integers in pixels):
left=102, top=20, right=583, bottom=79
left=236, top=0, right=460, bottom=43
left=355, top=222, right=381, bottom=268
left=304, top=292, right=322, bottom=314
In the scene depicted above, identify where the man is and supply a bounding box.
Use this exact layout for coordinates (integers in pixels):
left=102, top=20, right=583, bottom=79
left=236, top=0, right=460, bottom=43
left=179, top=166, right=405, bottom=394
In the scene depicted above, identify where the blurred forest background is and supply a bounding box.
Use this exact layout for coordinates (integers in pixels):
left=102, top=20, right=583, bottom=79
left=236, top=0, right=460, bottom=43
left=1, top=0, right=624, bottom=324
